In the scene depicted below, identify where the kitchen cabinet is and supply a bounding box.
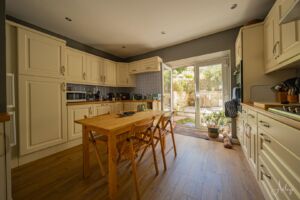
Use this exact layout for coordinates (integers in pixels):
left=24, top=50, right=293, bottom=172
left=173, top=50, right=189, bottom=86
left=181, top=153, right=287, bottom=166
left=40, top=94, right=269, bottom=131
left=116, top=62, right=136, bottom=87
left=18, top=75, right=67, bottom=155
left=67, top=105, right=93, bottom=141
left=86, top=54, right=103, bottom=84
left=235, top=30, right=242, bottom=65
left=123, top=102, right=147, bottom=112
left=129, top=56, right=162, bottom=74
left=66, top=48, right=87, bottom=83
left=110, top=102, right=123, bottom=114
left=277, top=0, right=300, bottom=64
left=239, top=104, right=300, bottom=200
left=103, top=59, right=116, bottom=86
left=17, top=27, right=66, bottom=78
left=263, top=0, right=300, bottom=73
left=264, top=5, right=280, bottom=71
left=93, top=104, right=111, bottom=116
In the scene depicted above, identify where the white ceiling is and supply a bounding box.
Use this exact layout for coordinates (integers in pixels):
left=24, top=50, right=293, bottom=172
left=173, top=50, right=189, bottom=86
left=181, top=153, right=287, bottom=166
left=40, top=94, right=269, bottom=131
left=6, top=0, right=274, bottom=58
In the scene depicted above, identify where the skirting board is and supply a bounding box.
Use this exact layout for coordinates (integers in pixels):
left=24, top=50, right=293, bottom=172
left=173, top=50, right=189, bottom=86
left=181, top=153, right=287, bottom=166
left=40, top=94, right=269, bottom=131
left=12, top=139, right=82, bottom=168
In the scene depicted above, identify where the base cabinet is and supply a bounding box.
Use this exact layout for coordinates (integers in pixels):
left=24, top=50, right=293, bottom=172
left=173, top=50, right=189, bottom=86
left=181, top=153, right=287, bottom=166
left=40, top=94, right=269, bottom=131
left=239, top=104, right=300, bottom=200
left=67, top=105, right=93, bottom=141
left=18, top=75, right=67, bottom=155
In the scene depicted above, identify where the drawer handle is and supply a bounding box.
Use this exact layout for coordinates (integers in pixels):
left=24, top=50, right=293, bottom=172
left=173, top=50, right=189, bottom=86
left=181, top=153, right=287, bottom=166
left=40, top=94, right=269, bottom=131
left=259, top=133, right=271, bottom=143
left=259, top=120, right=270, bottom=128
left=260, top=164, right=272, bottom=180
left=248, top=114, right=255, bottom=118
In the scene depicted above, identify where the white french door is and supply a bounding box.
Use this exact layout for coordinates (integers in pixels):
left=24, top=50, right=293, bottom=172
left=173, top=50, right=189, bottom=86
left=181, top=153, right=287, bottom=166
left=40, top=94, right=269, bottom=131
left=162, top=63, right=173, bottom=112
left=195, top=58, right=230, bottom=130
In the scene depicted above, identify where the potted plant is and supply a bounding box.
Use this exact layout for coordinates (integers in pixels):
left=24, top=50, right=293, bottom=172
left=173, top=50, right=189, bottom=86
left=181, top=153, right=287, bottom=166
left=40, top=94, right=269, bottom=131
left=204, top=111, right=228, bottom=138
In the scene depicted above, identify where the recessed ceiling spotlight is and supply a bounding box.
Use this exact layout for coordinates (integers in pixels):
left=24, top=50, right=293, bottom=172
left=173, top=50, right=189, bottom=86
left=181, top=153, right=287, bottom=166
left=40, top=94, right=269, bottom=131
left=161, top=31, right=166, bottom=35
left=65, top=17, right=72, bottom=22
left=230, top=3, right=238, bottom=10
left=122, top=46, right=126, bottom=49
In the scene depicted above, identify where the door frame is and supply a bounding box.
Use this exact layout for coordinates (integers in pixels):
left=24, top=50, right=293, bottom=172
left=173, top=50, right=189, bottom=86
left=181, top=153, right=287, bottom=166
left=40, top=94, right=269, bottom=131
left=161, top=63, right=173, bottom=112
left=194, top=57, right=231, bottom=129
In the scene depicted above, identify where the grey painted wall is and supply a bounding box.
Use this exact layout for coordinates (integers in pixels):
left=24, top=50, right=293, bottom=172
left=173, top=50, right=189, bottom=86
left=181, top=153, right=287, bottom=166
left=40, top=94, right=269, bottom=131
left=126, top=27, right=240, bottom=64
left=0, top=0, right=6, bottom=113
left=6, top=15, right=125, bottom=62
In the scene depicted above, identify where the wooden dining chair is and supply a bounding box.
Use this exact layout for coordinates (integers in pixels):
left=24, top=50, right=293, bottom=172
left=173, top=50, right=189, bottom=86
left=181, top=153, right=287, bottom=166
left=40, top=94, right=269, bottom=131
left=139, top=112, right=177, bottom=171
left=84, top=114, right=108, bottom=177
left=118, top=117, right=159, bottom=200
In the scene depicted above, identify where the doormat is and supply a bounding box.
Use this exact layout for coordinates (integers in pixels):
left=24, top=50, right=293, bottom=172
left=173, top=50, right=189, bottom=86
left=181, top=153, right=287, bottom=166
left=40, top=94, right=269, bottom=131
left=174, top=124, right=224, bottom=142
left=174, top=125, right=210, bottom=140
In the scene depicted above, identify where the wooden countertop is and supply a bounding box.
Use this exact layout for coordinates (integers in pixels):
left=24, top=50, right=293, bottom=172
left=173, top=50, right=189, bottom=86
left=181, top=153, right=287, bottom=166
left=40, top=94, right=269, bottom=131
left=67, top=99, right=160, bottom=106
left=0, top=113, right=10, bottom=122
left=241, top=102, right=300, bottom=130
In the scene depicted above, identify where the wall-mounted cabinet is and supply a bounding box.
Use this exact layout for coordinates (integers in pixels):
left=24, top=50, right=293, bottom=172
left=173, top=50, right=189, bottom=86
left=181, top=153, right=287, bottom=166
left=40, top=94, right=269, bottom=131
left=103, top=59, right=117, bottom=86
left=86, top=54, right=103, bottom=84
left=66, top=48, right=87, bottom=83
left=116, top=62, right=136, bottom=87
left=18, top=75, right=67, bottom=155
left=129, top=56, right=162, bottom=74
left=264, top=0, right=300, bottom=73
left=17, top=27, right=66, bottom=79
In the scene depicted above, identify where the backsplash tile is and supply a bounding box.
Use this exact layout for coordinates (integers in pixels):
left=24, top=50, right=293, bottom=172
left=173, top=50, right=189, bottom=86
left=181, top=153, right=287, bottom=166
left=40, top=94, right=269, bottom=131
left=67, top=71, right=162, bottom=97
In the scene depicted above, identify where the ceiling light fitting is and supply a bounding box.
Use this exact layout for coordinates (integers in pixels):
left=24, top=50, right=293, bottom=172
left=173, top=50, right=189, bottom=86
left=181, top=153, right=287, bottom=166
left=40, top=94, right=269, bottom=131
left=161, top=31, right=166, bottom=35
left=65, top=17, right=72, bottom=22
left=230, top=4, right=238, bottom=10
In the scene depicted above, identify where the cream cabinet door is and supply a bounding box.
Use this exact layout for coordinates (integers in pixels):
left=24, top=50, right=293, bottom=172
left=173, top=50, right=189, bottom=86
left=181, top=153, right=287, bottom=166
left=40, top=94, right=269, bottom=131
left=66, top=48, right=87, bottom=83
left=116, top=63, right=129, bottom=86
left=103, top=59, right=116, bottom=86
left=18, top=75, right=67, bottom=155
left=110, top=102, right=123, bottom=114
left=93, top=104, right=111, bottom=116
left=277, top=0, right=300, bottom=63
left=116, top=63, right=136, bottom=87
left=67, top=105, right=92, bottom=141
left=86, top=55, right=103, bottom=84
left=264, top=9, right=279, bottom=71
left=129, top=61, right=139, bottom=74
left=235, top=31, right=242, bottom=65
left=17, top=28, right=66, bottom=78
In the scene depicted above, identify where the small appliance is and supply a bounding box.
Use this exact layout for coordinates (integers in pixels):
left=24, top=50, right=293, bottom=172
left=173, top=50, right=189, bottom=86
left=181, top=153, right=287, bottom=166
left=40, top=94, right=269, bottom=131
left=66, top=91, right=86, bottom=102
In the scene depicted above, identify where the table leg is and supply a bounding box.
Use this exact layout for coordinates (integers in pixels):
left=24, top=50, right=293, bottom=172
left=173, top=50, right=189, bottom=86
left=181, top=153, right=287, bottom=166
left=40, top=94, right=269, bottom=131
left=108, top=134, right=118, bottom=200
left=82, top=125, right=90, bottom=178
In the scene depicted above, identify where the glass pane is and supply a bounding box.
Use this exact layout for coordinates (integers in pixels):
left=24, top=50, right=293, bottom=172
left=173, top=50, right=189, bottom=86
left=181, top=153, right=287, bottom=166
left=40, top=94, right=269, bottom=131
left=172, top=66, right=195, bottom=127
left=198, top=64, right=223, bottom=127
left=163, top=67, right=172, bottom=111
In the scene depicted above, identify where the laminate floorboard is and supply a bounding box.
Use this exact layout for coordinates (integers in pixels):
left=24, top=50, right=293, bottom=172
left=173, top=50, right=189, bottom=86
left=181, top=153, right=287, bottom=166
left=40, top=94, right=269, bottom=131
left=12, top=134, right=264, bottom=200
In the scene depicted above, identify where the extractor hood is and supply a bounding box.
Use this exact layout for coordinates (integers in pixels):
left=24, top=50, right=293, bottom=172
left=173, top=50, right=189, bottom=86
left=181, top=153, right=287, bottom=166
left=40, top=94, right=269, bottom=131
left=280, top=0, right=300, bottom=24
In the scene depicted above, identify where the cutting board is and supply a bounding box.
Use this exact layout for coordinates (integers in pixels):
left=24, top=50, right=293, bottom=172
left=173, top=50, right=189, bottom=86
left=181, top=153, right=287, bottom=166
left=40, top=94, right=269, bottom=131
left=253, top=102, right=300, bottom=110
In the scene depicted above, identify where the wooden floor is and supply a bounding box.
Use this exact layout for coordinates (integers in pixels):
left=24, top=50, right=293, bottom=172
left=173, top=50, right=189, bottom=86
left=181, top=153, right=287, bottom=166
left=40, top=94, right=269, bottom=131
left=12, top=134, right=264, bottom=200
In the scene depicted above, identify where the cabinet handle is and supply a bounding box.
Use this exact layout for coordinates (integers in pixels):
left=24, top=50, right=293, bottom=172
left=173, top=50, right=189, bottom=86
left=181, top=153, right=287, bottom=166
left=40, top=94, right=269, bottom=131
left=259, top=120, right=270, bottom=128
left=274, top=41, right=280, bottom=59
left=248, top=114, right=255, bottom=119
left=61, top=82, right=66, bottom=92
left=260, top=165, right=271, bottom=180
left=83, top=72, right=87, bottom=80
left=146, top=67, right=151, bottom=70
left=259, top=133, right=271, bottom=143
left=132, top=69, right=137, bottom=72
left=60, top=66, right=65, bottom=76
left=126, top=78, right=128, bottom=84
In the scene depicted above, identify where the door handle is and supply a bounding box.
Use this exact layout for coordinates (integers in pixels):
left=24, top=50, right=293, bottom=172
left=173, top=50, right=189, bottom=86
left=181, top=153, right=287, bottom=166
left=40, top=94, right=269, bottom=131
left=60, top=66, right=65, bottom=76
left=61, top=82, right=66, bottom=92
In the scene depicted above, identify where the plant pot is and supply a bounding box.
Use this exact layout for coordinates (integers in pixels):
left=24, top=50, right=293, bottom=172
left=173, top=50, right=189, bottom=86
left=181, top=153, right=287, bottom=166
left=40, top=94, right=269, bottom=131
left=208, top=127, right=219, bottom=138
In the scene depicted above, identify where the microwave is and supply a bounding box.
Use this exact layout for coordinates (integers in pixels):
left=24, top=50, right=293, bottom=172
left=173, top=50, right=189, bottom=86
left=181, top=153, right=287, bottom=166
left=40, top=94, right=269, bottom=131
left=66, top=91, right=86, bottom=102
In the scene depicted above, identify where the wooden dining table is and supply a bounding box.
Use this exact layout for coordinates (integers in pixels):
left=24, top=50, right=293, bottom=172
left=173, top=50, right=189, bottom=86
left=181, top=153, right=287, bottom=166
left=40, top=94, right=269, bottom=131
left=75, top=110, right=164, bottom=200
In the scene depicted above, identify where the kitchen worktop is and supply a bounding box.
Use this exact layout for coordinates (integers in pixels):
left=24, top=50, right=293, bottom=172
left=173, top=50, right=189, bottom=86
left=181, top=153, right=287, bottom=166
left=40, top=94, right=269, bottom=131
left=241, top=102, right=300, bottom=130
left=66, top=99, right=160, bottom=106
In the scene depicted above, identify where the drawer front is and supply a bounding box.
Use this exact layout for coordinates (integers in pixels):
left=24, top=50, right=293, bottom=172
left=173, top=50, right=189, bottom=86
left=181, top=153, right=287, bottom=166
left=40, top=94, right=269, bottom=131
left=258, top=128, right=300, bottom=199
left=247, top=109, right=257, bottom=124
left=259, top=157, right=292, bottom=200
left=257, top=113, right=300, bottom=157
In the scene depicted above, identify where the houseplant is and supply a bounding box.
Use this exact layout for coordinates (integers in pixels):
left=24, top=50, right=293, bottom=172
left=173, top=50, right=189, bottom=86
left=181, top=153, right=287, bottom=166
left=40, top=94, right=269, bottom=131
left=204, top=111, right=228, bottom=138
